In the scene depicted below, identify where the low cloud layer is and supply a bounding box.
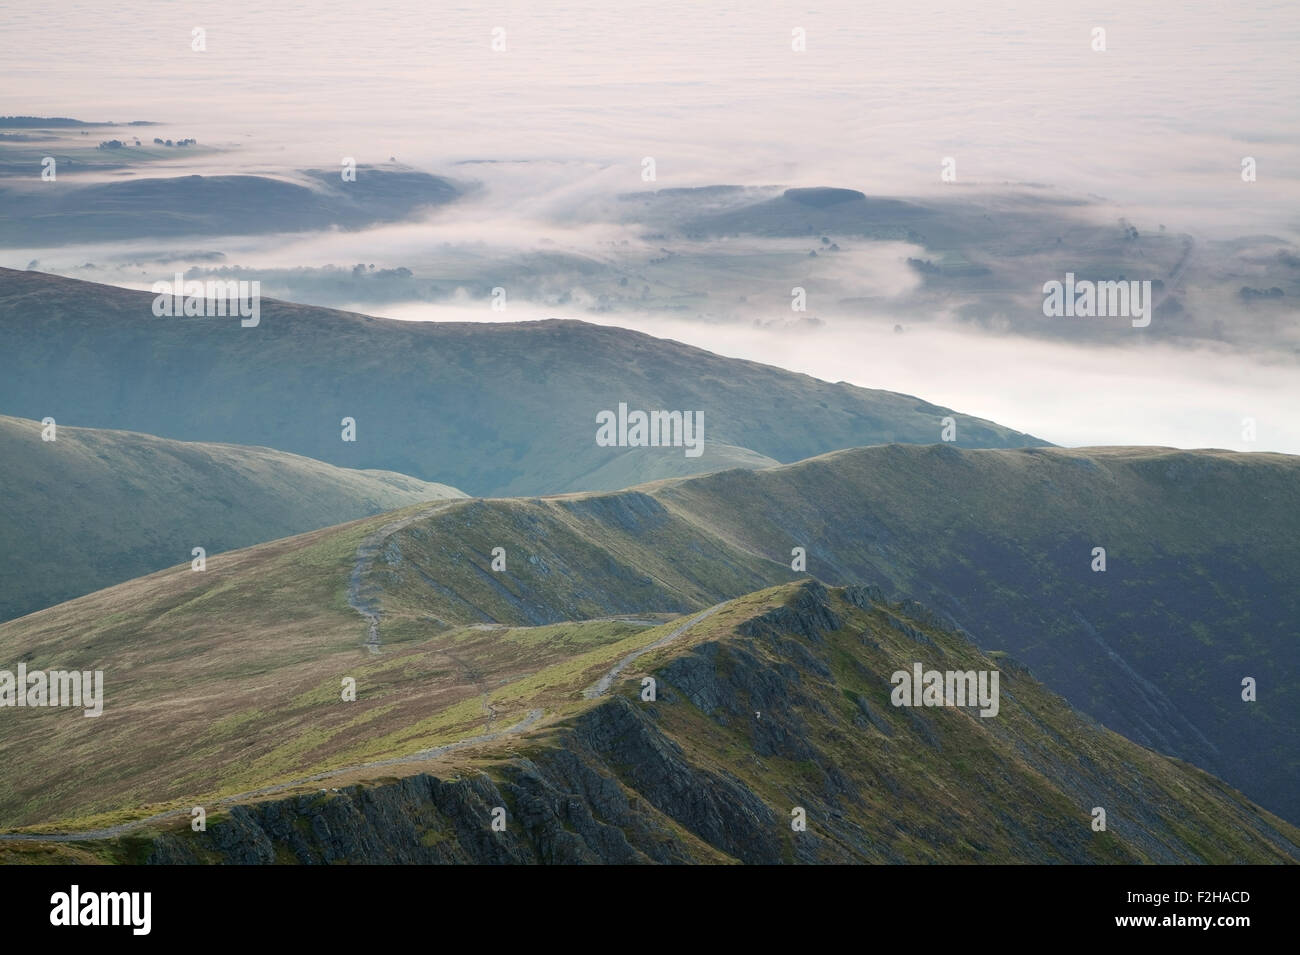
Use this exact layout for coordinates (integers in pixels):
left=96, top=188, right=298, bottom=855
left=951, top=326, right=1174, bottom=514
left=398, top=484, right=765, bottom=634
left=2, top=0, right=1296, bottom=455
left=359, top=298, right=1300, bottom=455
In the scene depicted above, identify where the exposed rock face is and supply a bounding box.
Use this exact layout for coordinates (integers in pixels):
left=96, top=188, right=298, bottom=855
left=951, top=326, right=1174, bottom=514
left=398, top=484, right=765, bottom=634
left=140, top=582, right=1300, bottom=865
left=143, top=581, right=834, bottom=864
left=134, top=587, right=1300, bottom=867
left=147, top=694, right=791, bottom=865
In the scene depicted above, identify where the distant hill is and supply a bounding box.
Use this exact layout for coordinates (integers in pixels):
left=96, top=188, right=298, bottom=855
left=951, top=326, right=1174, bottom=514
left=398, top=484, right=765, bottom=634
left=0, top=167, right=461, bottom=245
left=684, top=186, right=934, bottom=239
left=0, top=414, right=464, bottom=622
left=0, top=269, right=1048, bottom=497
left=0, top=117, right=101, bottom=128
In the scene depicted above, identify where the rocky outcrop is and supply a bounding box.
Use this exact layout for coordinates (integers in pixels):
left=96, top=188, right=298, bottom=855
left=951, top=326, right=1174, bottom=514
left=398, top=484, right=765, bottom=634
left=139, top=582, right=1300, bottom=865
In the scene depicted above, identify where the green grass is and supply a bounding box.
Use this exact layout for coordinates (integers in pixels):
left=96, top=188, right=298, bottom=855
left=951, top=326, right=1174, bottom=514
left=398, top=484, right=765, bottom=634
left=0, top=413, right=464, bottom=622
left=8, top=581, right=1299, bottom=864
left=3, top=443, right=1298, bottom=853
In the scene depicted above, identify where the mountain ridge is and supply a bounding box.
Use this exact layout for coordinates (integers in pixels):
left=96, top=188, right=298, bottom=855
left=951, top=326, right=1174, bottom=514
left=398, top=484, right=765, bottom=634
left=1, top=442, right=1294, bottom=829
left=4, top=581, right=1296, bottom=864
left=0, top=268, right=1049, bottom=497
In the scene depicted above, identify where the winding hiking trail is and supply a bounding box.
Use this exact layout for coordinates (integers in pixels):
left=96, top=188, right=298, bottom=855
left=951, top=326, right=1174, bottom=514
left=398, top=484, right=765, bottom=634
left=583, top=601, right=728, bottom=699
left=0, top=708, right=544, bottom=844
left=1, top=595, right=724, bottom=845
left=347, top=502, right=457, bottom=653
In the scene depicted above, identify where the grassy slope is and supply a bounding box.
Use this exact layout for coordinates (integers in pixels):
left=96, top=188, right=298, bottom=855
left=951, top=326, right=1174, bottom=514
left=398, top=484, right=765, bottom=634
left=0, top=445, right=1294, bottom=840
left=98, top=442, right=1291, bottom=822
left=0, top=499, right=658, bottom=827
left=0, top=414, right=464, bottom=621
left=5, top=582, right=1296, bottom=863
left=571, top=583, right=1300, bottom=863
left=649, top=444, right=1300, bottom=821
left=0, top=268, right=1047, bottom=497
